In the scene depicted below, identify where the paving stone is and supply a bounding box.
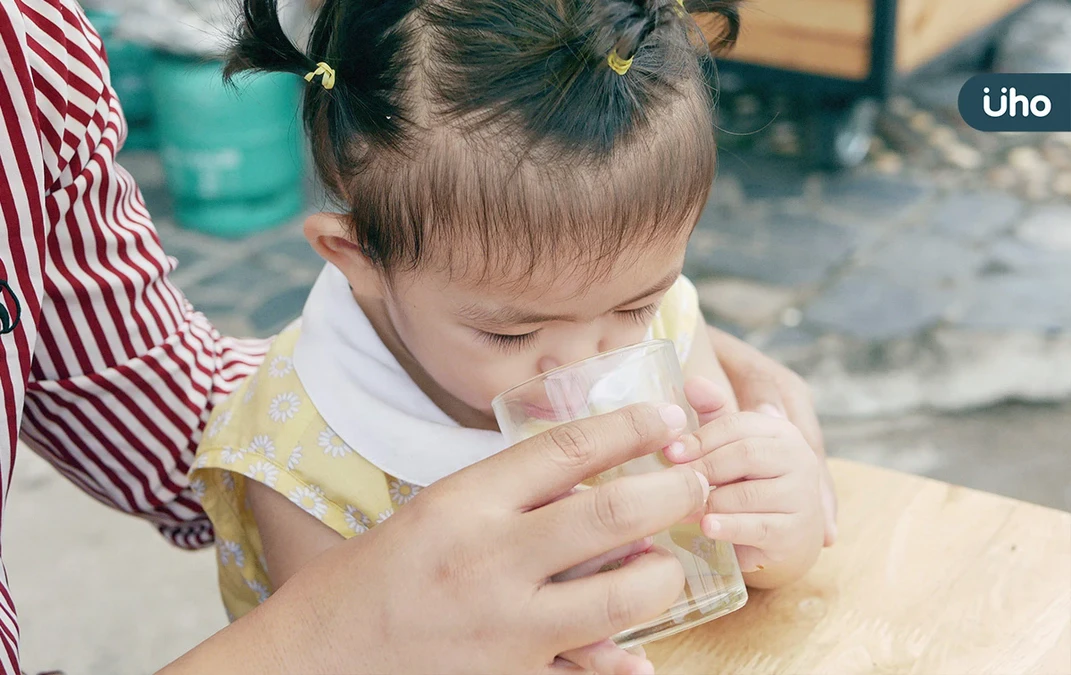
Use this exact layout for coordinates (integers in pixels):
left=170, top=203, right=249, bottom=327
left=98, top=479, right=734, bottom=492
left=865, top=230, right=986, bottom=286
left=928, top=191, right=1024, bottom=241
left=695, top=278, right=798, bottom=329
left=1016, top=205, right=1071, bottom=251
left=250, top=284, right=314, bottom=335
left=958, top=274, right=1071, bottom=331
left=823, top=174, right=933, bottom=222
left=804, top=270, right=950, bottom=340
left=690, top=213, right=857, bottom=286
left=763, top=325, right=821, bottom=352
left=716, top=153, right=808, bottom=200
left=200, top=258, right=289, bottom=294
left=985, top=237, right=1070, bottom=275
left=263, top=232, right=326, bottom=272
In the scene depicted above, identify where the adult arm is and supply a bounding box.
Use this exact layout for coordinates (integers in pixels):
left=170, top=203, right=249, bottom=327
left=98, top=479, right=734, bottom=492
left=2, top=0, right=266, bottom=669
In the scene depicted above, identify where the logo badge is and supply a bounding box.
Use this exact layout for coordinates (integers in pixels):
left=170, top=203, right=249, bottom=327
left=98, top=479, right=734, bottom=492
left=958, top=73, right=1071, bottom=132
left=0, top=280, right=22, bottom=335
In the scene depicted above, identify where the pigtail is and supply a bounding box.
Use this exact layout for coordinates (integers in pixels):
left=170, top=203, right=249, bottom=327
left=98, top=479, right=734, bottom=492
left=224, top=0, right=315, bottom=81
left=681, top=0, right=741, bottom=53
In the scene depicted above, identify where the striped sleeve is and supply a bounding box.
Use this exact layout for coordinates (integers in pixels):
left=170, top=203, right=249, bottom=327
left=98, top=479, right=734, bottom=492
left=1, top=0, right=269, bottom=668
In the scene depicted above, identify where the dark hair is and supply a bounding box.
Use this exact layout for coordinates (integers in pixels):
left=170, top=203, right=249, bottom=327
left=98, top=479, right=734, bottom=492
left=227, top=0, right=740, bottom=281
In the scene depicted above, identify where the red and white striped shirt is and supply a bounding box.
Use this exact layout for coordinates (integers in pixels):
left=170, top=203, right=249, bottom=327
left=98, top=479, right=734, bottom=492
left=1, top=0, right=269, bottom=669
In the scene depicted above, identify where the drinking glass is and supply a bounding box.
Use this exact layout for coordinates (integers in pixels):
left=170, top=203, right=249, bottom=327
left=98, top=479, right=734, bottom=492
left=492, top=340, right=747, bottom=649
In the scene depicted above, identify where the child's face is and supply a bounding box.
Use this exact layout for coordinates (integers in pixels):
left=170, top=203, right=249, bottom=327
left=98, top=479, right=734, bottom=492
left=378, top=231, right=691, bottom=423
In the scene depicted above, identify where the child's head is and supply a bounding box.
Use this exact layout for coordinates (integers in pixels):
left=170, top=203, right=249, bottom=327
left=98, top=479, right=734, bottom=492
left=229, top=0, right=738, bottom=417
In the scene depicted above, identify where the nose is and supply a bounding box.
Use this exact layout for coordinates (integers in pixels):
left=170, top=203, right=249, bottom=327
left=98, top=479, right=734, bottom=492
left=538, top=337, right=608, bottom=373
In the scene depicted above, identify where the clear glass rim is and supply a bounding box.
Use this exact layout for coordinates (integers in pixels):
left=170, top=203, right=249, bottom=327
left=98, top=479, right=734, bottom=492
left=491, top=339, right=675, bottom=409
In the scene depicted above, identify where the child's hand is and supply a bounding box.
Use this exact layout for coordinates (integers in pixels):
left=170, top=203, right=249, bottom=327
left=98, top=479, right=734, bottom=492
left=667, top=409, right=825, bottom=589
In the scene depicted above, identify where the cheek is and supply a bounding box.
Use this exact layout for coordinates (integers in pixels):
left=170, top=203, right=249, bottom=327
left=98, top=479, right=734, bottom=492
left=399, top=319, right=537, bottom=408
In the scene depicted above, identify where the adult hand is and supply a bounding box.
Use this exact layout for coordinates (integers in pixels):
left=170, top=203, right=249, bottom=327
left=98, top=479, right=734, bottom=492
left=161, top=403, right=708, bottom=675
left=706, top=326, right=838, bottom=546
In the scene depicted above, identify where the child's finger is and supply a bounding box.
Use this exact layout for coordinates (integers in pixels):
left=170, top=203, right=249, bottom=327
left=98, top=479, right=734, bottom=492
left=670, top=411, right=786, bottom=463
left=705, top=478, right=794, bottom=513
left=683, top=377, right=733, bottom=426
left=684, top=439, right=789, bottom=487
left=701, top=512, right=794, bottom=550
left=731, top=544, right=772, bottom=575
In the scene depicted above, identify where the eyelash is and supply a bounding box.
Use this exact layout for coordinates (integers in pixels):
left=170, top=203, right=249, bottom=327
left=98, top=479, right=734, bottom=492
left=478, top=330, right=540, bottom=352
left=617, top=303, right=659, bottom=323
left=477, top=303, right=658, bottom=351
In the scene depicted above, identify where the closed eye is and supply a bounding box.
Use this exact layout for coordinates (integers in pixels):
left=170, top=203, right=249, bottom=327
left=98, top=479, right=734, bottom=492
left=477, top=329, right=540, bottom=352
left=616, top=303, right=659, bottom=324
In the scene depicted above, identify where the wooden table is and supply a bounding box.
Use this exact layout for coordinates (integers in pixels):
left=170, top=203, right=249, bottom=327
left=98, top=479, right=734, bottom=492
left=648, top=459, right=1071, bottom=674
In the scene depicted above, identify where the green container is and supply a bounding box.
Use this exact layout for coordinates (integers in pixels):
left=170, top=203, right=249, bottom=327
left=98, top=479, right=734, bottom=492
left=149, top=55, right=305, bottom=238
left=84, top=9, right=156, bottom=150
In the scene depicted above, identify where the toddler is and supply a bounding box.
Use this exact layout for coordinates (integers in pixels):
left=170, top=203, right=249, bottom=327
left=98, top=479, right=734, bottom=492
left=192, top=0, right=824, bottom=647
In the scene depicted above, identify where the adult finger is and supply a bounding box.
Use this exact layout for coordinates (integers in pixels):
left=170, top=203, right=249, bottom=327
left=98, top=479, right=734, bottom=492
left=560, top=640, right=654, bottom=675
left=537, top=547, right=685, bottom=650
left=470, top=403, right=689, bottom=511
left=553, top=537, right=654, bottom=582
left=683, top=377, right=733, bottom=427
left=523, top=468, right=709, bottom=577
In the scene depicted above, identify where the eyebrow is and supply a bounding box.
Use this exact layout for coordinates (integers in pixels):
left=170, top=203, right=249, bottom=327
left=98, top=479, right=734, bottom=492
left=457, top=269, right=682, bottom=327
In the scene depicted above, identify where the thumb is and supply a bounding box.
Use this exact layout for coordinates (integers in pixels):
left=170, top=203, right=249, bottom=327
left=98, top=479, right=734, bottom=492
left=684, top=377, right=733, bottom=426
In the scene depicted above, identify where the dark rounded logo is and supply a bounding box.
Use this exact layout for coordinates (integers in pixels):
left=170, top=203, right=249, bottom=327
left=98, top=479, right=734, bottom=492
left=958, top=73, right=1071, bottom=132
left=0, top=280, right=22, bottom=335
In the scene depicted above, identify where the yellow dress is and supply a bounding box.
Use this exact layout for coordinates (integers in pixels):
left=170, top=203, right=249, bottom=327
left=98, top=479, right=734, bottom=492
left=191, top=275, right=702, bottom=620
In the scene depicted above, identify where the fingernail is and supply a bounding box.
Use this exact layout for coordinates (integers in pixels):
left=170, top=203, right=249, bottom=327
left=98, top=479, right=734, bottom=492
left=692, top=469, right=710, bottom=495
left=659, top=404, right=687, bottom=431
left=702, top=514, right=721, bottom=535
left=635, top=660, right=656, bottom=675
left=756, top=403, right=785, bottom=419
left=664, top=441, right=685, bottom=460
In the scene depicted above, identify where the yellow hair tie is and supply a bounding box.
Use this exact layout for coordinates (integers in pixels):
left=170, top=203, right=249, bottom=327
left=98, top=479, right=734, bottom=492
left=304, top=62, right=336, bottom=90
left=607, top=49, right=634, bottom=76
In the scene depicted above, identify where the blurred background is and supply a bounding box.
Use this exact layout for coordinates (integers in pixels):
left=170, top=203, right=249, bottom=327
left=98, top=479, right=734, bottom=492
left=9, top=0, right=1071, bottom=671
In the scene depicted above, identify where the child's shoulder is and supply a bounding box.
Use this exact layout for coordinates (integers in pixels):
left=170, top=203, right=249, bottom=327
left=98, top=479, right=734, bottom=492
left=196, top=321, right=316, bottom=465
left=649, top=275, right=700, bottom=363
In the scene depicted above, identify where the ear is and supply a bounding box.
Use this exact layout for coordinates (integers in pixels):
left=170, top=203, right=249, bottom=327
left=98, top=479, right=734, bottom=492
left=303, top=212, right=384, bottom=298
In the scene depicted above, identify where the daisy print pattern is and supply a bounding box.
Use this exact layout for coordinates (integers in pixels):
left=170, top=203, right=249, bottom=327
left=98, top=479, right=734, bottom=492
left=286, top=445, right=303, bottom=471
left=189, top=477, right=207, bottom=502
left=218, top=540, right=246, bottom=568
left=344, top=505, right=373, bottom=534
left=243, top=374, right=259, bottom=403
left=220, top=446, right=244, bottom=465
left=205, top=409, right=232, bottom=439
left=289, top=485, right=328, bottom=520
left=268, top=355, right=294, bottom=378
left=244, top=460, right=280, bottom=488
left=377, top=508, right=394, bottom=524
left=268, top=391, right=301, bottom=423
left=221, top=471, right=236, bottom=491
left=389, top=479, right=421, bottom=505
left=245, top=578, right=271, bottom=604
left=318, top=427, right=354, bottom=458
left=247, top=434, right=276, bottom=459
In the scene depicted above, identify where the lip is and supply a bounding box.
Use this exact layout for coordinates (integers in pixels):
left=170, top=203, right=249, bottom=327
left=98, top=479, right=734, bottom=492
left=522, top=402, right=565, bottom=422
